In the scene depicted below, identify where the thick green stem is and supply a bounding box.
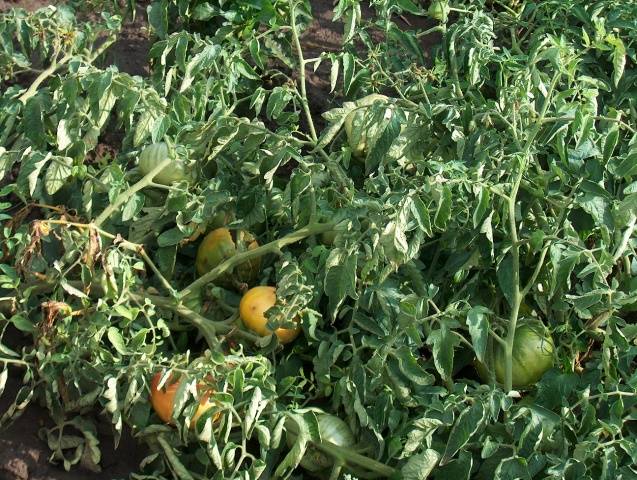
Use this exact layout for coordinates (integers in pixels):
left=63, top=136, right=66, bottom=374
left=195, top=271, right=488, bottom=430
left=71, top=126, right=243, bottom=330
left=94, top=157, right=172, bottom=227
left=612, top=214, right=636, bottom=262
left=290, top=2, right=318, bottom=143
left=19, top=53, right=73, bottom=104
left=179, top=222, right=335, bottom=298
left=503, top=72, right=560, bottom=392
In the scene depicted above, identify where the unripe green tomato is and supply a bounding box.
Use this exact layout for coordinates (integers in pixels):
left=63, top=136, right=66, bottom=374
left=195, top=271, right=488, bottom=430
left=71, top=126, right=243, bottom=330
left=476, top=322, right=554, bottom=389
left=139, top=142, right=188, bottom=185
left=344, top=94, right=391, bottom=158
left=320, top=230, right=337, bottom=246
left=286, top=414, right=355, bottom=473
left=428, top=0, right=449, bottom=22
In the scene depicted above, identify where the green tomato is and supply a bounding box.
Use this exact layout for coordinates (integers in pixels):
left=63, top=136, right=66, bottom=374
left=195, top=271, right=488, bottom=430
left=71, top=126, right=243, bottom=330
left=476, top=322, right=554, bottom=389
left=139, top=142, right=188, bottom=185
left=287, top=414, right=355, bottom=473
left=195, top=228, right=261, bottom=287
left=344, top=94, right=392, bottom=158
left=428, top=0, right=449, bottom=22
left=320, top=230, right=337, bottom=246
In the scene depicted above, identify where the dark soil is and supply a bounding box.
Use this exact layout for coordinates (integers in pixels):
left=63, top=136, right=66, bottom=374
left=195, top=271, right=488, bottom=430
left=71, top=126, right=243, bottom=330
left=101, top=4, right=152, bottom=77
left=0, top=328, right=145, bottom=480
left=0, top=1, right=441, bottom=478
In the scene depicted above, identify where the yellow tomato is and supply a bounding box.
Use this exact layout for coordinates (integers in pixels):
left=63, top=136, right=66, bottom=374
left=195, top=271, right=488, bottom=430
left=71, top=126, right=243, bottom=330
left=149, top=373, right=219, bottom=428
left=239, top=286, right=301, bottom=344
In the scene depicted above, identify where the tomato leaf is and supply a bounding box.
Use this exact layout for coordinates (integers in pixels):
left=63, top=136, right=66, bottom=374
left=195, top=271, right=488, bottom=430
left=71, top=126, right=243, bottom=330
left=426, top=325, right=456, bottom=382
left=497, top=254, right=515, bottom=308
left=467, top=306, right=490, bottom=364
left=401, top=449, right=441, bottom=479
left=442, top=401, right=486, bottom=464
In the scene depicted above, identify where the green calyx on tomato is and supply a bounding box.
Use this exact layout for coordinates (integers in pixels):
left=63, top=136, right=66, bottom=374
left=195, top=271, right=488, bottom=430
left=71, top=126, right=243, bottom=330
left=428, top=0, right=449, bottom=22
left=139, top=142, right=189, bottom=185
left=195, top=228, right=261, bottom=287
left=476, top=321, right=555, bottom=389
left=286, top=413, right=355, bottom=473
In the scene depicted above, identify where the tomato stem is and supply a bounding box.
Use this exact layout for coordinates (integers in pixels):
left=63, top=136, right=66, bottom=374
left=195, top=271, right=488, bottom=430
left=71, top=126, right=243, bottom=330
left=94, top=157, right=173, bottom=227
left=284, top=421, right=396, bottom=477
left=290, top=1, right=318, bottom=143
left=503, top=72, right=560, bottom=392
left=179, top=222, right=336, bottom=299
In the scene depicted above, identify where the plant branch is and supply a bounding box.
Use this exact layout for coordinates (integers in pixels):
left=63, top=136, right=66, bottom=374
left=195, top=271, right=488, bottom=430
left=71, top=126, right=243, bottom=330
left=613, top=214, right=636, bottom=263
left=42, top=219, right=175, bottom=294
left=520, top=243, right=550, bottom=298
left=541, top=115, right=636, bottom=134
left=94, top=157, right=172, bottom=227
left=503, top=71, right=561, bottom=392
left=19, top=52, right=73, bottom=104
left=179, top=222, right=335, bottom=298
left=489, top=329, right=507, bottom=347
left=130, top=291, right=262, bottom=348
left=290, top=2, right=318, bottom=142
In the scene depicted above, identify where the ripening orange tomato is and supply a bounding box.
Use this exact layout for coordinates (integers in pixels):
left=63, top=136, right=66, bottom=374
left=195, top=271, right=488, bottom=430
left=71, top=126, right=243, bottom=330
left=149, top=373, right=219, bottom=428
left=239, top=286, right=301, bottom=344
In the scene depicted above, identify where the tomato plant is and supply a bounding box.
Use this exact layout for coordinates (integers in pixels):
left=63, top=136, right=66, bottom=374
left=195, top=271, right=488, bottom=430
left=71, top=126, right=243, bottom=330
left=1, top=0, right=637, bottom=479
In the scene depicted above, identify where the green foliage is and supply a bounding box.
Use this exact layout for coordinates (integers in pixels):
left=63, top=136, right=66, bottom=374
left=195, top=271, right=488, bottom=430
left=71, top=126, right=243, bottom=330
left=1, top=0, right=637, bottom=479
